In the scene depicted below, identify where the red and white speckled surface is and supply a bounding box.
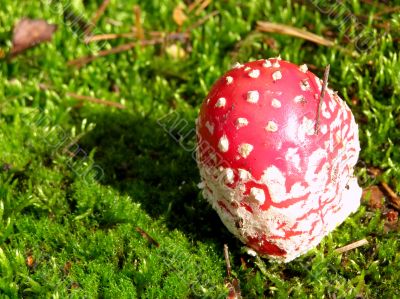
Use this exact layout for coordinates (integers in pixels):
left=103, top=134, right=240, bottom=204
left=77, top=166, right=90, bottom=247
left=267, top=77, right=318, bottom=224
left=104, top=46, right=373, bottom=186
left=196, top=58, right=361, bottom=262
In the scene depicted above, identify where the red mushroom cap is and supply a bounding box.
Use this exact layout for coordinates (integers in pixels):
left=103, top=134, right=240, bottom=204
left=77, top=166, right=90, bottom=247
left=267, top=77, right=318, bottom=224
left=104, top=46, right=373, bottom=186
left=196, top=58, right=361, bottom=262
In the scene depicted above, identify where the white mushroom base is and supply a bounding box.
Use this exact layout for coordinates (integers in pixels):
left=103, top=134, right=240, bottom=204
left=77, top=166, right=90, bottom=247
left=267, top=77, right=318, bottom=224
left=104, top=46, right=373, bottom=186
left=198, top=165, right=362, bottom=263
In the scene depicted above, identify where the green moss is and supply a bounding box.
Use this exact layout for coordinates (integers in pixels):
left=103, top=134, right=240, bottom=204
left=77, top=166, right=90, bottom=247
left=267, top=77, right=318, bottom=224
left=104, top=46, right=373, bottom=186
left=1, top=0, right=400, bottom=297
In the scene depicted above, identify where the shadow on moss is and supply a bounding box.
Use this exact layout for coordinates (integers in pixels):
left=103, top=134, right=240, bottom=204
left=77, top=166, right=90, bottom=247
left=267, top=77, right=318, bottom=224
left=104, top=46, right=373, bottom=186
left=79, top=109, right=238, bottom=247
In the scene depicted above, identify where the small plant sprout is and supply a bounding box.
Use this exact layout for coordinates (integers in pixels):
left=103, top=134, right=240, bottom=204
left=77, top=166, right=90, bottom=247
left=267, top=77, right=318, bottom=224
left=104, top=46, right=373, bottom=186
left=196, top=58, right=361, bottom=262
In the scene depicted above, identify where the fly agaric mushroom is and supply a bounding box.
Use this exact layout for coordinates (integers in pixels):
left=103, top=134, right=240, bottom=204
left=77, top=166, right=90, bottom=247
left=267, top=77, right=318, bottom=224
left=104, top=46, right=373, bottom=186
left=196, top=58, right=361, bottom=262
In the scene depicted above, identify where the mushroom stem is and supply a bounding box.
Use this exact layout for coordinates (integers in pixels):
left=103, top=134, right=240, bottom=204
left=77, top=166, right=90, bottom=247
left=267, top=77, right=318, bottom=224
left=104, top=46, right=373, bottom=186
left=315, top=64, right=330, bottom=134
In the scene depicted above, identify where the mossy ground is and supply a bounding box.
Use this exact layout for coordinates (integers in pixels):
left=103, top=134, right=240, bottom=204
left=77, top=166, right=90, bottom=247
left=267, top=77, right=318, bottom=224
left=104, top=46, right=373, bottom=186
left=1, top=0, right=400, bottom=298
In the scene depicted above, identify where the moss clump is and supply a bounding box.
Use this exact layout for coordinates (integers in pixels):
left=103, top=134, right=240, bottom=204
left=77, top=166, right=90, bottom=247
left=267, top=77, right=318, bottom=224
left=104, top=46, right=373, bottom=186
left=1, top=0, right=399, bottom=297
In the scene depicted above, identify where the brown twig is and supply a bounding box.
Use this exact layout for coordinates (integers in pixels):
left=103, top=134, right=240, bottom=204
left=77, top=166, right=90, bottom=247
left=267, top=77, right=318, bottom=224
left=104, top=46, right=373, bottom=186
left=334, top=239, right=369, bottom=254
left=69, top=32, right=190, bottom=68
left=188, top=0, right=205, bottom=12
left=84, top=0, right=111, bottom=36
left=367, top=167, right=381, bottom=177
left=256, top=21, right=335, bottom=47
left=84, top=33, right=136, bottom=43
left=68, top=39, right=161, bottom=67
left=315, top=64, right=330, bottom=134
left=185, top=10, right=219, bottom=33
left=195, top=0, right=211, bottom=16
left=38, top=83, right=125, bottom=109
left=367, top=167, right=400, bottom=210
left=66, top=92, right=126, bottom=109
left=135, top=227, right=160, bottom=247
left=224, top=244, right=241, bottom=299
left=224, top=244, right=232, bottom=278
left=374, top=6, right=400, bottom=17
left=134, top=5, right=144, bottom=40
left=84, top=30, right=166, bottom=43
left=381, top=182, right=400, bottom=210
